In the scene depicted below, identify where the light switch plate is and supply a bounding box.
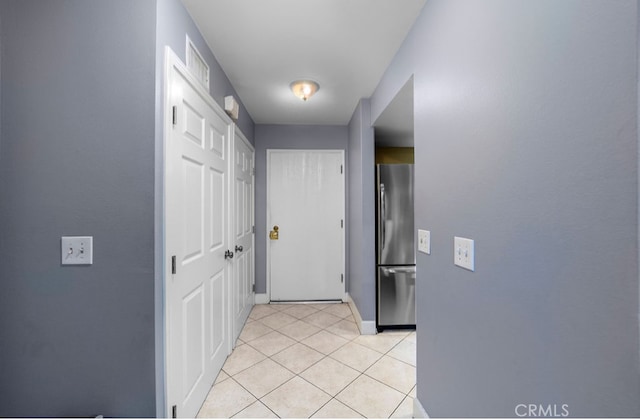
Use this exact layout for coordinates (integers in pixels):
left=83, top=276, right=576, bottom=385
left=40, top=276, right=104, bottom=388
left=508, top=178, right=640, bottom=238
left=418, top=229, right=431, bottom=254
left=454, top=236, right=474, bottom=271
left=61, top=236, right=93, bottom=265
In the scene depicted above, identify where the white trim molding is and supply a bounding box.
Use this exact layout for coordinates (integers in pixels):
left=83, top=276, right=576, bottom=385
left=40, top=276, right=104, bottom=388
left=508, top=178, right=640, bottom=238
left=345, top=293, right=376, bottom=335
left=255, top=293, right=269, bottom=304
left=413, top=397, right=430, bottom=418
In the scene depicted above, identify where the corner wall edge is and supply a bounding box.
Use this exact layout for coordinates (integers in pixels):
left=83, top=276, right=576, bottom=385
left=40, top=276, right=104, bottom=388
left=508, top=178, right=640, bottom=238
left=345, top=293, right=376, bottom=335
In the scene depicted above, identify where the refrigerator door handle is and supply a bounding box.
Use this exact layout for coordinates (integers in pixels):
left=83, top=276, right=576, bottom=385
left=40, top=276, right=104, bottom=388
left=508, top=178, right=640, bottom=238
left=379, top=183, right=386, bottom=259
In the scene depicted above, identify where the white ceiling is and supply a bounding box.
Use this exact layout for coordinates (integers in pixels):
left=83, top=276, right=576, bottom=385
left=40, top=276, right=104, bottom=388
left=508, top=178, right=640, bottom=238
left=182, top=0, right=425, bottom=126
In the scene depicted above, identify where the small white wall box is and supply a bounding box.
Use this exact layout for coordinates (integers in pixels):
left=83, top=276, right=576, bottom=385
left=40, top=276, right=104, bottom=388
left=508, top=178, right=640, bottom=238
left=61, top=236, right=93, bottom=265
left=224, top=95, right=239, bottom=121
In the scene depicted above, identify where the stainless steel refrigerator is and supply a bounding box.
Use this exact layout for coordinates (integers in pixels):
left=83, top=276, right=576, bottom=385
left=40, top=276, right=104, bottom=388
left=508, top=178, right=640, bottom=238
left=376, top=164, right=416, bottom=330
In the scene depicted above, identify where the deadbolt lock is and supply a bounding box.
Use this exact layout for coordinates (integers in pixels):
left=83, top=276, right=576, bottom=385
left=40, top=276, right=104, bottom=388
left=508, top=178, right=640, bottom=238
left=269, top=225, right=279, bottom=240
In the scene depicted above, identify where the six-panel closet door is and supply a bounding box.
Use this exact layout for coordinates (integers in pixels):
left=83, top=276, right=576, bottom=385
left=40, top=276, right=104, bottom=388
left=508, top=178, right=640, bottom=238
left=164, top=47, right=254, bottom=419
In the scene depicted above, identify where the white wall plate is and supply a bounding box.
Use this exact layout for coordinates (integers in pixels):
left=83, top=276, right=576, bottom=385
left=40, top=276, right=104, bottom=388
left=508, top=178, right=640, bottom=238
left=61, top=236, right=93, bottom=265
left=454, top=236, right=474, bottom=271
left=418, top=229, right=431, bottom=254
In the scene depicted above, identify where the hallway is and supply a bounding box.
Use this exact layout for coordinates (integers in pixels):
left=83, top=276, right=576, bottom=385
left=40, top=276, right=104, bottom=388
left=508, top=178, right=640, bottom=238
left=197, top=303, right=416, bottom=418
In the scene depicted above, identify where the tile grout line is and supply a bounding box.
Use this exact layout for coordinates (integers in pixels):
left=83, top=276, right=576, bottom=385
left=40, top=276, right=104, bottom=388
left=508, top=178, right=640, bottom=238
left=209, top=304, right=415, bottom=419
left=250, top=309, right=359, bottom=417
left=360, top=371, right=414, bottom=399
left=359, top=334, right=417, bottom=398
left=229, top=308, right=359, bottom=417
left=225, top=377, right=263, bottom=419
left=272, top=326, right=388, bottom=417
left=388, top=395, right=410, bottom=419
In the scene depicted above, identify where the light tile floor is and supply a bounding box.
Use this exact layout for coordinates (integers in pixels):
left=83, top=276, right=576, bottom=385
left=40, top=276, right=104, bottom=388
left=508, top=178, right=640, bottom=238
left=197, top=303, right=416, bottom=419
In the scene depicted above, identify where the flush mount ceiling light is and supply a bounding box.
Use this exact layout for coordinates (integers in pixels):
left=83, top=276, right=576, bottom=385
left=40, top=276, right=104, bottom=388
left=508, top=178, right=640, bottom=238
left=290, top=80, right=320, bottom=101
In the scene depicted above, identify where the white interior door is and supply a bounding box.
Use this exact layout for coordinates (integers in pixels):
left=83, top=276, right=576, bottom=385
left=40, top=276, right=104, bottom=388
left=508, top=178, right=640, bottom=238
left=231, top=126, right=255, bottom=343
left=267, top=150, right=345, bottom=301
left=165, top=49, right=230, bottom=418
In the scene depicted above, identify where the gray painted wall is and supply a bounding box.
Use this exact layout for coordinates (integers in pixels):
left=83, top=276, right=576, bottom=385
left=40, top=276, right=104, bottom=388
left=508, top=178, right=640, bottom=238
left=368, top=0, right=640, bottom=416
left=155, top=0, right=255, bottom=145
left=154, top=0, right=255, bottom=414
left=347, top=100, right=376, bottom=321
left=254, top=124, right=348, bottom=295
left=0, top=1, right=157, bottom=416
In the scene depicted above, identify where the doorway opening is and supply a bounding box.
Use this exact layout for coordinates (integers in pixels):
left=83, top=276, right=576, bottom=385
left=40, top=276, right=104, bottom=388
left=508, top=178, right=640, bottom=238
left=372, top=76, right=416, bottom=332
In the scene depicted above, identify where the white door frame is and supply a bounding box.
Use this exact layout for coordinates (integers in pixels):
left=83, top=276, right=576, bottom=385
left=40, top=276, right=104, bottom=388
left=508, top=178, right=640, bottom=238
left=265, top=149, right=346, bottom=301
left=162, top=46, right=234, bottom=418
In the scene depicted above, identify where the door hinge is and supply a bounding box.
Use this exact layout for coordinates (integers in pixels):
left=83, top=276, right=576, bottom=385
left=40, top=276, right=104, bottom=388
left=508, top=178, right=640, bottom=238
left=252, top=284, right=256, bottom=292
left=340, top=164, right=343, bottom=174
left=341, top=219, right=344, bottom=228
left=171, top=256, right=176, bottom=274
left=341, top=274, right=344, bottom=283
left=252, top=225, right=255, bottom=234
left=172, top=106, right=177, bottom=125
left=253, top=168, right=256, bottom=176
left=171, top=405, right=177, bottom=418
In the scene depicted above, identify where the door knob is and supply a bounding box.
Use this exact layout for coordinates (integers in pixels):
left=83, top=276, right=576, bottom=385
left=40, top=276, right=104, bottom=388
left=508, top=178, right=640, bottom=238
left=235, top=245, right=243, bottom=253
left=269, top=225, right=279, bottom=240
left=224, top=250, right=234, bottom=259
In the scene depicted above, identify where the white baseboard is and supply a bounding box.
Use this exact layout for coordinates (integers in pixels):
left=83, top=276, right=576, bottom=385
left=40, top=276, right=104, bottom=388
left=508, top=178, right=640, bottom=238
left=413, top=397, right=429, bottom=418
left=345, top=293, right=376, bottom=335
left=255, top=293, right=269, bottom=304
left=360, top=320, right=377, bottom=335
